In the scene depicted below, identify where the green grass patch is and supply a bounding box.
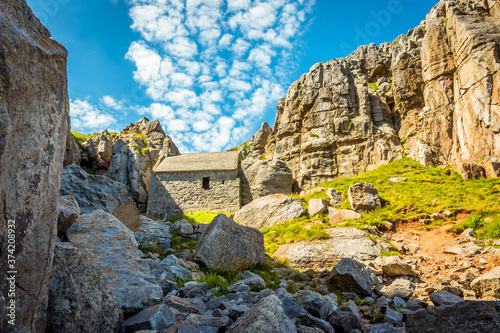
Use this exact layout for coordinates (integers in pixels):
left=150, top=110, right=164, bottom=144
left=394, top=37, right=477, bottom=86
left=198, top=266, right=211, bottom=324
left=166, top=211, right=230, bottom=224
left=71, top=130, right=90, bottom=147
left=262, top=217, right=330, bottom=255
left=381, top=250, right=402, bottom=257
left=451, top=212, right=500, bottom=239
left=309, top=133, right=320, bottom=138
left=367, top=82, right=379, bottom=91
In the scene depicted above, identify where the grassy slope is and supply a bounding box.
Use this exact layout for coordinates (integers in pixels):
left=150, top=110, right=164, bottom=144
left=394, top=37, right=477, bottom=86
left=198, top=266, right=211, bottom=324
left=263, top=158, right=500, bottom=255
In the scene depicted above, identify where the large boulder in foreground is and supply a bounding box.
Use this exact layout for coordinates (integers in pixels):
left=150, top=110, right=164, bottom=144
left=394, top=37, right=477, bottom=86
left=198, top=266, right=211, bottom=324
left=239, top=158, right=294, bottom=205
left=234, top=194, right=306, bottom=229
left=227, top=295, right=297, bottom=333
left=0, top=1, right=70, bottom=331
left=67, top=210, right=163, bottom=314
left=405, top=301, right=500, bottom=333
left=195, top=214, right=266, bottom=272
left=348, top=182, right=382, bottom=213
left=274, top=228, right=381, bottom=271
left=60, top=164, right=140, bottom=232
left=46, top=243, right=123, bottom=333
left=329, top=258, right=378, bottom=297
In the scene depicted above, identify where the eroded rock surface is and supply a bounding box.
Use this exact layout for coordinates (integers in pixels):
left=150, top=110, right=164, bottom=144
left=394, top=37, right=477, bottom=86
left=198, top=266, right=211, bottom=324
left=0, top=1, right=69, bottom=331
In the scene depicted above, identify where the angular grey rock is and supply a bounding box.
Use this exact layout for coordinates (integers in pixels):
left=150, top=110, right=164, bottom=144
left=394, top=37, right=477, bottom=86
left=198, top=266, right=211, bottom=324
left=46, top=243, right=123, bottom=333
left=57, top=195, right=80, bottom=236
left=239, top=158, right=294, bottom=205
left=195, top=214, right=266, bottom=272
left=68, top=210, right=163, bottom=314
left=381, top=279, right=415, bottom=301
left=227, top=273, right=265, bottom=292
left=234, top=193, right=306, bottom=229
left=180, top=283, right=208, bottom=298
left=123, top=304, right=175, bottom=333
left=348, top=182, right=382, bottom=213
left=295, top=312, right=335, bottom=333
left=227, top=295, right=297, bottom=333
left=327, top=188, right=343, bottom=208
left=60, top=164, right=140, bottom=231
left=63, top=131, right=81, bottom=167
left=308, top=199, right=329, bottom=215
left=165, top=296, right=206, bottom=314
left=370, top=324, right=401, bottom=333
left=329, top=258, right=377, bottom=297
left=169, top=314, right=231, bottom=333
left=429, top=290, right=464, bottom=307
left=297, top=290, right=337, bottom=320
left=0, top=1, right=69, bottom=331
left=328, top=300, right=364, bottom=333
left=385, top=307, right=403, bottom=325
left=405, top=301, right=500, bottom=333
left=83, top=133, right=113, bottom=170
left=135, top=216, right=172, bottom=252
left=275, top=228, right=381, bottom=271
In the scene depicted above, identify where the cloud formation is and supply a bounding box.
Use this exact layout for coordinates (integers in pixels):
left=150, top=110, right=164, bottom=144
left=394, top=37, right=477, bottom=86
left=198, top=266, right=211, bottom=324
left=124, top=0, right=315, bottom=152
left=71, top=99, right=119, bottom=132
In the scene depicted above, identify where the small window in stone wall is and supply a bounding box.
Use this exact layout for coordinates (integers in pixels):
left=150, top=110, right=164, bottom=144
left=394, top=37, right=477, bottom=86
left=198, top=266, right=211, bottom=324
left=203, top=177, right=210, bottom=190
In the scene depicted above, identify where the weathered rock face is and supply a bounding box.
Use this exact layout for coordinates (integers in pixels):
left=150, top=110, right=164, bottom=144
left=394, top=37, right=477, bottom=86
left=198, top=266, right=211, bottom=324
left=405, top=301, right=500, bottom=333
left=273, top=228, right=382, bottom=271
left=257, top=0, right=500, bottom=190
left=67, top=210, right=163, bottom=314
left=57, top=196, right=80, bottom=237
left=227, top=295, right=297, bottom=333
left=79, top=117, right=179, bottom=212
left=0, top=1, right=69, bottom=331
left=60, top=164, right=140, bottom=232
left=234, top=194, right=306, bottom=229
left=46, top=243, right=123, bottom=333
left=239, top=157, right=294, bottom=205
left=470, top=266, right=500, bottom=299
left=63, top=130, right=81, bottom=167
left=195, top=214, right=266, bottom=272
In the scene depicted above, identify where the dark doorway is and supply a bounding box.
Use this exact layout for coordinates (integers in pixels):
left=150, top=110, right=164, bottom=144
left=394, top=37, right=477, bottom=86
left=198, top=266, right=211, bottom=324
left=203, top=177, right=210, bottom=190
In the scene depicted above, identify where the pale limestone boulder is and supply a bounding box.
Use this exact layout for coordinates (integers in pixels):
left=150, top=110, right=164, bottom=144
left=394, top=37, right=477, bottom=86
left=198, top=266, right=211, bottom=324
left=234, top=194, right=306, bottom=229
left=67, top=210, right=163, bottom=314
left=0, top=1, right=69, bottom=331
left=227, top=295, right=297, bottom=333
left=348, top=182, right=382, bottom=213
left=471, top=267, right=500, bottom=299
left=328, top=208, right=362, bottom=224
left=273, top=228, right=381, bottom=271
left=195, top=214, right=266, bottom=272
left=57, top=196, right=80, bottom=236
left=374, top=256, right=412, bottom=277
left=381, top=279, right=415, bottom=300
left=239, top=158, right=293, bottom=205
left=46, top=243, right=123, bottom=332
left=308, top=199, right=329, bottom=215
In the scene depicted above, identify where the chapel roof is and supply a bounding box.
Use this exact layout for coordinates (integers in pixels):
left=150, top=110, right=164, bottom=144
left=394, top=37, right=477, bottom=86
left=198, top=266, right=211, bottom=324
left=154, top=151, right=241, bottom=173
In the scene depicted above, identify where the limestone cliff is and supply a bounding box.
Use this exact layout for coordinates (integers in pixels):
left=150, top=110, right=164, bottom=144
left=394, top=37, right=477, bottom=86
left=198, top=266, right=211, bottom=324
left=0, top=0, right=69, bottom=331
left=254, top=0, right=500, bottom=190
left=78, top=117, right=180, bottom=212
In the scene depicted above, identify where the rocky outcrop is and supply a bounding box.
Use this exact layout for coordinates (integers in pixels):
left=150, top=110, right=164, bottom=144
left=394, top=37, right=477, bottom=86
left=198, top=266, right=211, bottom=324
left=255, top=0, right=500, bottom=190
left=67, top=210, right=163, bottom=314
left=63, top=130, right=81, bottom=167
left=46, top=243, right=123, bottom=333
left=195, top=214, right=266, bottom=272
left=239, top=157, right=294, bottom=205
left=0, top=1, right=69, bottom=331
left=60, top=164, right=140, bottom=232
left=273, top=228, right=382, bottom=271
left=234, top=194, right=306, bottom=229
left=329, top=258, right=378, bottom=297
left=81, top=118, right=179, bottom=212
left=470, top=267, right=500, bottom=299
left=135, top=216, right=172, bottom=252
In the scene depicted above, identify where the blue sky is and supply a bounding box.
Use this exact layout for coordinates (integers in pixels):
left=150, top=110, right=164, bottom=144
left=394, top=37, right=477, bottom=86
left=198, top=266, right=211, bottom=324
left=27, top=0, right=438, bottom=152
